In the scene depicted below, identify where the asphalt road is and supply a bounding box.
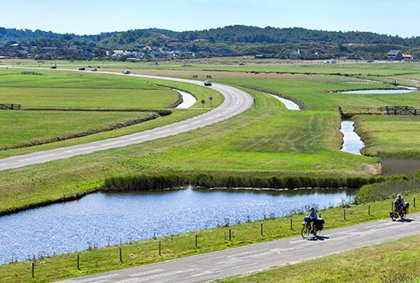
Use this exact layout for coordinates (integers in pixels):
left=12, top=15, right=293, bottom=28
left=60, top=213, right=420, bottom=283
left=0, top=71, right=254, bottom=172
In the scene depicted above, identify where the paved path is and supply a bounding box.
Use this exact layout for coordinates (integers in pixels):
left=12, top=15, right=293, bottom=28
left=0, top=70, right=253, bottom=171
left=60, top=213, right=419, bottom=283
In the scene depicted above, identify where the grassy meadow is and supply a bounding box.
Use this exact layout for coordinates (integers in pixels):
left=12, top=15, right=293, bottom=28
left=355, top=115, right=420, bottom=158
left=0, top=69, right=179, bottom=108
left=0, top=61, right=420, bottom=281
left=0, top=87, right=379, bottom=213
left=0, top=111, right=157, bottom=149
left=0, top=68, right=222, bottom=154
left=6, top=59, right=420, bottom=77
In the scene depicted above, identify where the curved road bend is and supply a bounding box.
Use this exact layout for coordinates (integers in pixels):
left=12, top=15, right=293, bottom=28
left=61, top=213, right=420, bottom=283
left=0, top=72, right=254, bottom=172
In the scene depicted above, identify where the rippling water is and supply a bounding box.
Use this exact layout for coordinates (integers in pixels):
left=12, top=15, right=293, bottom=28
left=0, top=187, right=354, bottom=263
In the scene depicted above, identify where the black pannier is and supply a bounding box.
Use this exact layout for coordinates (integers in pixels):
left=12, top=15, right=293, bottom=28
left=314, top=218, right=325, bottom=230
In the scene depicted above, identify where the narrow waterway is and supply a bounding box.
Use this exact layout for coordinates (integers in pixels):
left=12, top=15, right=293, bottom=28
left=340, top=121, right=365, bottom=155
left=0, top=187, right=354, bottom=264
left=340, top=89, right=417, bottom=94
left=271, top=95, right=300, bottom=110
left=175, top=90, right=196, bottom=109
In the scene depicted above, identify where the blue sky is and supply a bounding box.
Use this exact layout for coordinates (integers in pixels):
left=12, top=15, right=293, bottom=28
left=1, top=0, right=419, bottom=37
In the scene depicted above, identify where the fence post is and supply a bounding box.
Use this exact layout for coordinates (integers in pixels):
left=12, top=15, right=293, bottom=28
left=119, top=247, right=123, bottom=263
left=344, top=208, right=346, bottom=220
left=229, top=229, right=232, bottom=241
left=290, top=217, right=293, bottom=230
left=158, top=241, right=162, bottom=256
left=31, top=261, right=35, bottom=278
left=414, top=198, right=416, bottom=208
left=261, top=223, right=264, bottom=236
left=77, top=254, right=80, bottom=270
left=195, top=234, right=199, bottom=248
left=368, top=205, right=371, bottom=216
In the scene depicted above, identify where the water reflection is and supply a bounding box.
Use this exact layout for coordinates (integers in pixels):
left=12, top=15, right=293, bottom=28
left=341, top=121, right=365, bottom=155
left=0, top=187, right=354, bottom=263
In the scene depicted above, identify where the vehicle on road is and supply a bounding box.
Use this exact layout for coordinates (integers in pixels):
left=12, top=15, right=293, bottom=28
left=123, top=70, right=131, bottom=75
left=301, top=217, right=324, bottom=239
left=390, top=203, right=409, bottom=221
left=204, top=80, right=212, bottom=86
left=91, top=68, right=97, bottom=72
left=78, top=67, right=86, bottom=71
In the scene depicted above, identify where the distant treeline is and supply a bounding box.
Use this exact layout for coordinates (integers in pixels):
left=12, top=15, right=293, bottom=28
left=1, top=25, right=419, bottom=60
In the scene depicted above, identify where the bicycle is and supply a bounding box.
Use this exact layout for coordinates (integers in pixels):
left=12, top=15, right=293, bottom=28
left=301, top=218, right=324, bottom=239
left=390, top=203, right=409, bottom=221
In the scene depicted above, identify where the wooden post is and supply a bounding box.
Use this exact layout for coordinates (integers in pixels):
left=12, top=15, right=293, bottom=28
left=195, top=234, right=198, bottom=248
left=290, top=218, right=293, bottom=230
left=77, top=255, right=80, bottom=270
left=229, top=229, right=232, bottom=241
left=31, top=261, right=35, bottom=278
left=344, top=209, right=346, bottom=220
left=158, top=241, right=162, bottom=256
left=260, top=223, right=264, bottom=236
left=368, top=205, right=371, bottom=216
left=414, top=198, right=416, bottom=208
left=119, top=247, right=123, bottom=263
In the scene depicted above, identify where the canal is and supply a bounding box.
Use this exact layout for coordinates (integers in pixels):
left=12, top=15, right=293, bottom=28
left=0, top=187, right=354, bottom=263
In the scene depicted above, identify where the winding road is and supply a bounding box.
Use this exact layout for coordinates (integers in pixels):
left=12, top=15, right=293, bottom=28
left=0, top=71, right=254, bottom=172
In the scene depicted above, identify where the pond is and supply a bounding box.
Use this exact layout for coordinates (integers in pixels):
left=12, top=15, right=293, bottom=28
left=341, top=121, right=365, bottom=155
left=0, top=187, right=354, bottom=264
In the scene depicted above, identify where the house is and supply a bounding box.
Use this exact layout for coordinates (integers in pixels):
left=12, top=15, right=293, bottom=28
left=387, top=50, right=403, bottom=61
left=402, top=54, right=414, bottom=61
left=290, top=48, right=309, bottom=59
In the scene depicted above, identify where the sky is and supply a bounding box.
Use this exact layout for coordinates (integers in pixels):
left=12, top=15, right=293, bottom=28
left=1, top=0, right=419, bottom=37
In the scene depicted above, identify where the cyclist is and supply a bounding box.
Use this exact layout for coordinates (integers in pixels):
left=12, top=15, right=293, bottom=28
left=306, top=207, right=318, bottom=234
left=393, top=194, right=405, bottom=213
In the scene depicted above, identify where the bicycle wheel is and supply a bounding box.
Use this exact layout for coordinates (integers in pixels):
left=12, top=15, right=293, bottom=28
left=390, top=211, right=397, bottom=221
left=301, top=224, right=310, bottom=239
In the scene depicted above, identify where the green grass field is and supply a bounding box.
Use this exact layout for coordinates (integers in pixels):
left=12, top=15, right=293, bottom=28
left=7, top=59, right=420, bottom=77
left=355, top=115, right=420, bottom=158
left=0, top=69, right=178, bottom=108
left=0, top=61, right=420, bottom=281
left=0, top=68, right=222, bottom=155
left=0, top=88, right=379, bottom=213
left=0, top=111, right=157, bottom=149
left=217, top=76, right=420, bottom=111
